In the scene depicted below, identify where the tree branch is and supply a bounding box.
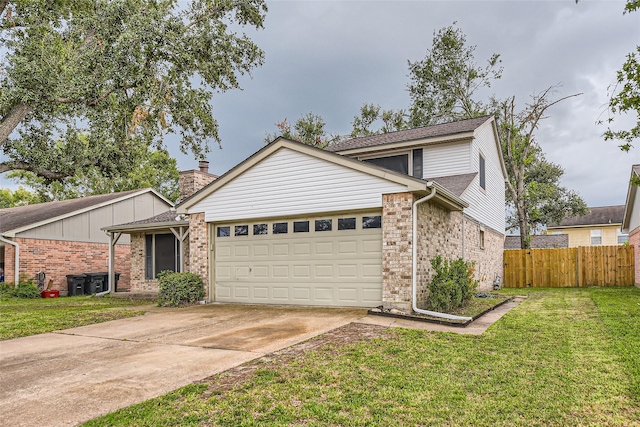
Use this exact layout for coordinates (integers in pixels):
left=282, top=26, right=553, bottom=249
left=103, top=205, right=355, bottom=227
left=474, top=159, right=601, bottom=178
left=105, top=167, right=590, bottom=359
left=0, top=161, right=71, bottom=180
left=0, top=103, right=33, bottom=147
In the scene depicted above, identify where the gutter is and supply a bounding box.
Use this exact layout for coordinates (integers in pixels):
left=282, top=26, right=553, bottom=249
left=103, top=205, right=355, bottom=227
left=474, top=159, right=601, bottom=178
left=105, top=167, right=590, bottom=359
left=412, top=185, right=473, bottom=322
left=0, top=235, right=19, bottom=284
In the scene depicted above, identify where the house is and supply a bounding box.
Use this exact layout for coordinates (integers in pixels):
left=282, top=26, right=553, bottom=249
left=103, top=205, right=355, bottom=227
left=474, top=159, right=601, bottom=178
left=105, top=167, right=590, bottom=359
left=504, top=234, right=569, bottom=250
left=0, top=189, right=173, bottom=294
left=102, top=161, right=217, bottom=292
left=547, top=205, right=628, bottom=247
left=105, top=116, right=507, bottom=312
left=622, top=165, right=640, bottom=285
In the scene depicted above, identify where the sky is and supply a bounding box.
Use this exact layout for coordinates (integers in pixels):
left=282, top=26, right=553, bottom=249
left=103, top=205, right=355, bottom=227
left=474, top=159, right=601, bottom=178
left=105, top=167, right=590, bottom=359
left=169, top=0, right=639, bottom=209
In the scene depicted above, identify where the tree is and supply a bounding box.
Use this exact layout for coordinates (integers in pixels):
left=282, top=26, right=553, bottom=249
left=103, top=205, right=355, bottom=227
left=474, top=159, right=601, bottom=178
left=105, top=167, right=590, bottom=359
left=7, top=146, right=180, bottom=202
left=265, top=113, right=339, bottom=148
left=0, top=186, right=41, bottom=208
left=350, top=103, right=408, bottom=138
left=601, top=1, right=640, bottom=156
left=407, top=23, right=502, bottom=127
left=0, top=0, right=267, bottom=181
left=497, top=88, right=588, bottom=248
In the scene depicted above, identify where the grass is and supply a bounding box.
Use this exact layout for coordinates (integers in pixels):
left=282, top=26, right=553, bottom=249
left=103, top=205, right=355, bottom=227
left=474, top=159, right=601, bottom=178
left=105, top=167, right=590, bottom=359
left=0, top=295, right=152, bottom=340
left=83, top=287, right=640, bottom=426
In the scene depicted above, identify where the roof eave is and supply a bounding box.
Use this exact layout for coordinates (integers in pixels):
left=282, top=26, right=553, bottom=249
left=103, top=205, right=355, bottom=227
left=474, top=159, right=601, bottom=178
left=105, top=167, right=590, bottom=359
left=423, top=181, right=469, bottom=211
left=333, top=132, right=475, bottom=156
left=102, top=220, right=190, bottom=234
left=622, top=167, right=640, bottom=231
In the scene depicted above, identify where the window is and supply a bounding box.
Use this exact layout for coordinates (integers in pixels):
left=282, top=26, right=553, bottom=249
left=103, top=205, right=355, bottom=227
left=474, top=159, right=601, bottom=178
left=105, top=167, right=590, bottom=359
left=363, top=154, right=409, bottom=175
left=412, top=149, right=423, bottom=178
left=479, top=229, right=485, bottom=249
left=362, top=216, right=382, bottom=229
left=273, top=222, right=288, bottom=234
left=618, top=229, right=629, bottom=245
left=217, top=226, right=230, bottom=237
left=338, top=217, right=356, bottom=230
left=293, top=221, right=309, bottom=233
left=590, top=229, right=602, bottom=245
left=234, top=225, right=249, bottom=236
left=315, top=219, right=332, bottom=231
left=479, top=153, right=486, bottom=190
left=145, top=233, right=180, bottom=279
left=253, top=224, right=268, bottom=235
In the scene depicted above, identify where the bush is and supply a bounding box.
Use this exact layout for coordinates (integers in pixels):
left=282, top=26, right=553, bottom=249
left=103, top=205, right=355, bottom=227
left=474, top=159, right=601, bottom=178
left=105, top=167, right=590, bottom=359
left=157, top=271, right=205, bottom=307
left=426, top=255, right=478, bottom=312
left=0, top=281, right=42, bottom=299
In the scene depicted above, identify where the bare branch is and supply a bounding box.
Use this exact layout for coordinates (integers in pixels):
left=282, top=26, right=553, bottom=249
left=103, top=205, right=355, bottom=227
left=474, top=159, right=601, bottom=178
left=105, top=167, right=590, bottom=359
left=0, top=161, right=71, bottom=180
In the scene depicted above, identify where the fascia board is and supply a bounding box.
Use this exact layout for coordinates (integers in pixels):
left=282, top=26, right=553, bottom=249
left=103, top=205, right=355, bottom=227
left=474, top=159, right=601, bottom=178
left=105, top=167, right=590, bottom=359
left=101, top=221, right=190, bottom=234
left=334, top=133, right=474, bottom=156
left=622, top=168, right=639, bottom=231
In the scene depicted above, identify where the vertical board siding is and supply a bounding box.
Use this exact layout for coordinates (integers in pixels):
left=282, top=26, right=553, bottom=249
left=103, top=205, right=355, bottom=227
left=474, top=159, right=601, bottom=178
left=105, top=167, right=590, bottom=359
left=462, top=120, right=506, bottom=233
left=190, top=148, right=408, bottom=222
left=504, top=245, right=635, bottom=287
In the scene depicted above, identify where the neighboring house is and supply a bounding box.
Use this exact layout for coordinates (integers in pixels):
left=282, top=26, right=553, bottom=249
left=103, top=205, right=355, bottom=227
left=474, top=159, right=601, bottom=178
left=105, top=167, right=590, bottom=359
left=622, top=165, right=640, bottom=285
left=0, top=189, right=173, bottom=294
left=103, top=162, right=217, bottom=292
left=504, top=234, right=569, bottom=250
left=105, top=116, right=507, bottom=312
left=547, top=205, right=628, bottom=247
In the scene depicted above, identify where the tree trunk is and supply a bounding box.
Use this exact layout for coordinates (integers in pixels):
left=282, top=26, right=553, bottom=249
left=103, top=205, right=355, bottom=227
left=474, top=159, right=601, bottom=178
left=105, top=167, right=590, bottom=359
left=0, top=103, right=32, bottom=147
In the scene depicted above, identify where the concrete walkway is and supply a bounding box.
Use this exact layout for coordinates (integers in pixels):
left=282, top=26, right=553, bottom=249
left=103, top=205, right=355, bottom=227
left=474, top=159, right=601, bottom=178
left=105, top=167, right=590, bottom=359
left=0, top=298, right=523, bottom=427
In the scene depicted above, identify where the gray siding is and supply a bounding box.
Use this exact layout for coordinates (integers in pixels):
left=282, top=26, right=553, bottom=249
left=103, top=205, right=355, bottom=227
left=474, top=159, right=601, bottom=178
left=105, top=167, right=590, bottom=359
left=16, top=192, right=172, bottom=244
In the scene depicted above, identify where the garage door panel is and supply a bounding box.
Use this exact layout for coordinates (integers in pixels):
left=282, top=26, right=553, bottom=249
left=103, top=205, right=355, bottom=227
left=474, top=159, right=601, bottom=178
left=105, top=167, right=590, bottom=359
left=214, top=212, right=382, bottom=307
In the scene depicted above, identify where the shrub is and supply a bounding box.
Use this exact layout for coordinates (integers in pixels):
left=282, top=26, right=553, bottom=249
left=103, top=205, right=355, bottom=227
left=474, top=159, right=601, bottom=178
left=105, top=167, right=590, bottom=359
left=11, top=281, right=41, bottom=299
left=157, top=271, right=205, bottom=307
left=0, top=282, right=14, bottom=298
left=426, top=255, right=478, bottom=312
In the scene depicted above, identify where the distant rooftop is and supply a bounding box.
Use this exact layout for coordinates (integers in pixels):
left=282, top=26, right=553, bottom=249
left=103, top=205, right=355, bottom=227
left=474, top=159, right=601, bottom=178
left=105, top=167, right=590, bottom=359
left=504, top=234, right=569, bottom=250
left=548, top=205, right=625, bottom=228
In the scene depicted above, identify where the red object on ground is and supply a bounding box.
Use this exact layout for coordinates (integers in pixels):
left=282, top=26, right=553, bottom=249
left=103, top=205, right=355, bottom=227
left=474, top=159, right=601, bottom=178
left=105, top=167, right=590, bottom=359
left=41, top=290, right=60, bottom=298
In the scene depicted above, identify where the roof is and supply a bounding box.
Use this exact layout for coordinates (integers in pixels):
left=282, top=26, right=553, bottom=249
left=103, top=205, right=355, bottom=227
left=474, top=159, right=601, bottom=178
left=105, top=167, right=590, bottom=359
left=0, top=189, right=171, bottom=235
left=504, top=234, right=569, bottom=250
left=102, top=210, right=189, bottom=233
left=548, top=205, right=625, bottom=228
left=326, top=116, right=492, bottom=153
left=622, top=164, right=640, bottom=231
left=426, top=173, right=477, bottom=198
left=178, top=138, right=469, bottom=214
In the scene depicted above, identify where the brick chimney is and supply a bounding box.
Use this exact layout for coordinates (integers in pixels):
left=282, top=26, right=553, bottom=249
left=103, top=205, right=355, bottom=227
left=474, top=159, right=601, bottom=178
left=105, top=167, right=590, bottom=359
left=179, top=160, right=217, bottom=202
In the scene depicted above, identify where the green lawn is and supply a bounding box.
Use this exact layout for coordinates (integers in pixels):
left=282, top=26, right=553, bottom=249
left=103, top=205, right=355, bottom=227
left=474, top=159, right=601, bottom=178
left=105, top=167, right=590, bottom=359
left=0, top=295, right=152, bottom=340
left=83, top=287, right=640, bottom=426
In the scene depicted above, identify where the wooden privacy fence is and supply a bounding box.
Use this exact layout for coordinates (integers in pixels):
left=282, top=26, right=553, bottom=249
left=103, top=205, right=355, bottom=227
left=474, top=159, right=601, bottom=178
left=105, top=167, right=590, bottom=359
left=503, top=245, right=635, bottom=288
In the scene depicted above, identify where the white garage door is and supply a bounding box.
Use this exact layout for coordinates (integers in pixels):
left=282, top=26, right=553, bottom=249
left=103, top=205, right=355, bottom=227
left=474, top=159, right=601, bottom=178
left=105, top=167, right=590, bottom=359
left=214, top=212, right=383, bottom=307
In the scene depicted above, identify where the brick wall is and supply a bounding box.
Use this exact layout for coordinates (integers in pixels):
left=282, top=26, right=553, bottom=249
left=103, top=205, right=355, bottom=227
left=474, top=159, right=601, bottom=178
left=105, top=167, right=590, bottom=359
left=381, top=192, right=504, bottom=312
left=3, top=237, right=130, bottom=294
left=129, top=232, right=191, bottom=293
left=188, top=213, right=209, bottom=298
left=178, top=170, right=217, bottom=202
left=630, top=227, right=640, bottom=285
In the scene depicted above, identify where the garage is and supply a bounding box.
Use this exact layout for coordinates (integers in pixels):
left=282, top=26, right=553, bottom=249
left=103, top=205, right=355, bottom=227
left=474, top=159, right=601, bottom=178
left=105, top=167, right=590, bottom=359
left=214, top=212, right=383, bottom=307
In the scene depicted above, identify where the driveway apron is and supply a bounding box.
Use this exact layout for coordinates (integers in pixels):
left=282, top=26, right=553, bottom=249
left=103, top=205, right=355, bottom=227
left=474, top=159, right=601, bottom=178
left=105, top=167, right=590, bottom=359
left=0, top=304, right=366, bottom=427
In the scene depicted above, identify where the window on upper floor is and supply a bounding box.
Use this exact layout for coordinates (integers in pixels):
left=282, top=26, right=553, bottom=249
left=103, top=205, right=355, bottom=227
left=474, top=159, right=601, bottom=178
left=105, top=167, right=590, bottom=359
left=590, top=229, right=602, bottom=245
left=412, top=149, right=423, bottom=178
left=363, top=154, right=408, bottom=175
left=618, top=229, right=629, bottom=245
left=479, top=153, right=486, bottom=190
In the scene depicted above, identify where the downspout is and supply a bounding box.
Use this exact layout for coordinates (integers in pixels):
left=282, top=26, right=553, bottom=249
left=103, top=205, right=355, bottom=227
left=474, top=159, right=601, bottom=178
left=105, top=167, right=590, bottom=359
left=0, top=235, right=19, bottom=284
left=413, top=186, right=472, bottom=321
left=98, top=232, right=121, bottom=297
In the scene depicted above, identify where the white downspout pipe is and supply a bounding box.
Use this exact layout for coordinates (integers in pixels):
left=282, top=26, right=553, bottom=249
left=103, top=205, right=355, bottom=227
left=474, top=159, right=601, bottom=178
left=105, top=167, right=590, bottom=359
left=0, top=235, right=19, bottom=285
left=412, top=187, right=472, bottom=321
left=98, top=232, right=121, bottom=297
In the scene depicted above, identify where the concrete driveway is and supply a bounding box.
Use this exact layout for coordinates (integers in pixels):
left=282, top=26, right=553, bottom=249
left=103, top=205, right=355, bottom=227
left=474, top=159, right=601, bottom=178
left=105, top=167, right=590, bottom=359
left=0, top=304, right=367, bottom=427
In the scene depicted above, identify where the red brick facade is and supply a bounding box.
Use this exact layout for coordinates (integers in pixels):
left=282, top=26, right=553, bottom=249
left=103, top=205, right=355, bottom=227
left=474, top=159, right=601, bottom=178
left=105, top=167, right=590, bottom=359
left=630, top=227, right=640, bottom=285
left=3, top=238, right=130, bottom=294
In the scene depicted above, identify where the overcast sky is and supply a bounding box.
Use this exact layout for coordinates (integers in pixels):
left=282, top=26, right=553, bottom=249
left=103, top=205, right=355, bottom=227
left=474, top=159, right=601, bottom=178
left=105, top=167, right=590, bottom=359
left=169, top=0, right=639, bottom=209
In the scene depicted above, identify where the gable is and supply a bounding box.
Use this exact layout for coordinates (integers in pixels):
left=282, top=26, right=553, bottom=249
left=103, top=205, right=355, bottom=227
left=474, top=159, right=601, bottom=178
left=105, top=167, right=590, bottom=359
left=188, top=147, right=411, bottom=222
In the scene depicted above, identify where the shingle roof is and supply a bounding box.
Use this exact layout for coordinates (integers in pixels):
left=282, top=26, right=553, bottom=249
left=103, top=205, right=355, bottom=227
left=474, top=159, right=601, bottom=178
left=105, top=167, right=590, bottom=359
left=426, top=173, right=477, bottom=197
left=107, top=210, right=188, bottom=230
left=504, top=234, right=569, bottom=250
left=326, top=116, right=492, bottom=153
left=548, top=205, right=625, bottom=228
left=0, top=189, right=145, bottom=233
